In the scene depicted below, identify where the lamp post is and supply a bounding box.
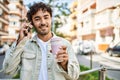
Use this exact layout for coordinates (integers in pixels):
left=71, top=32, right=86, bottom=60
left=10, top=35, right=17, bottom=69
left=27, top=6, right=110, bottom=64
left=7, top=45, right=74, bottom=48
left=90, top=51, right=93, bottom=69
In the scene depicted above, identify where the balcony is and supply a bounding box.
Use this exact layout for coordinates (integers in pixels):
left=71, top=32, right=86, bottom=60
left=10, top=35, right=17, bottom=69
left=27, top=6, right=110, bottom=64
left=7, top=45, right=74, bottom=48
left=0, top=16, right=9, bottom=24
left=4, top=0, right=9, bottom=4
left=9, top=9, right=22, bottom=17
left=95, top=9, right=114, bottom=29
left=82, top=27, right=94, bottom=35
left=79, top=0, right=96, bottom=11
left=16, top=2, right=23, bottom=9
left=78, top=9, right=95, bottom=23
left=0, top=2, right=9, bottom=13
left=0, top=29, right=8, bottom=36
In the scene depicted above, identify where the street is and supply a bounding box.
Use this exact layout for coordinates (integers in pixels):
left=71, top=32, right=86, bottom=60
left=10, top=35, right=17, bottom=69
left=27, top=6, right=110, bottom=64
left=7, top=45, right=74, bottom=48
left=0, top=54, right=12, bottom=79
left=77, top=53, right=120, bottom=80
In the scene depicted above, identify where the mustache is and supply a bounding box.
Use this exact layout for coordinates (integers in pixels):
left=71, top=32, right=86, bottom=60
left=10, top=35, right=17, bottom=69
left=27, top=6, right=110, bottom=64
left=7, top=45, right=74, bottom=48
left=39, top=23, right=48, bottom=27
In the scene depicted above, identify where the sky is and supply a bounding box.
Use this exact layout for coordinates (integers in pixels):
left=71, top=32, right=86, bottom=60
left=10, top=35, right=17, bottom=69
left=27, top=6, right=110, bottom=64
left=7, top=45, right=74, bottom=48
left=23, top=0, right=74, bottom=16
left=23, top=0, right=73, bottom=8
left=23, top=0, right=73, bottom=5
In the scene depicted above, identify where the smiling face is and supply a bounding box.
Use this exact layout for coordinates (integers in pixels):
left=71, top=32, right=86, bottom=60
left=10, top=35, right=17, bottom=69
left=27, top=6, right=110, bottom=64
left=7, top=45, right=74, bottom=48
left=32, top=9, right=52, bottom=36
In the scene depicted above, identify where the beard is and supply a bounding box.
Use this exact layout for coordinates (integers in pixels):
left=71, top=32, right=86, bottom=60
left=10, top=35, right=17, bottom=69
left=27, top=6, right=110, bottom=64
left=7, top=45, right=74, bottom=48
left=38, top=30, right=49, bottom=35
left=34, top=26, right=50, bottom=36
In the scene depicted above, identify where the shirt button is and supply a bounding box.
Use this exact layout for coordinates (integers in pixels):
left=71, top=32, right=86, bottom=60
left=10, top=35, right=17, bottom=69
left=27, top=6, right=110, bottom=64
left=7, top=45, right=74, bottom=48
left=47, top=55, right=50, bottom=58
left=48, top=68, right=51, bottom=71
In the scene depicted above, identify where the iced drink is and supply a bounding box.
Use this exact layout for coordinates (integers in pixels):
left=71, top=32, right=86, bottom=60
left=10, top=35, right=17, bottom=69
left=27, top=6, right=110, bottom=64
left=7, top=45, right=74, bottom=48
left=51, top=37, right=62, bottom=62
left=51, top=37, right=62, bottom=54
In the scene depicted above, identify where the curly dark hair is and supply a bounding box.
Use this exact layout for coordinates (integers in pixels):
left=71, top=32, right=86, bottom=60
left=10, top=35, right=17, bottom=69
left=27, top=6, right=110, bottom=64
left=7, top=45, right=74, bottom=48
left=27, top=2, right=52, bottom=23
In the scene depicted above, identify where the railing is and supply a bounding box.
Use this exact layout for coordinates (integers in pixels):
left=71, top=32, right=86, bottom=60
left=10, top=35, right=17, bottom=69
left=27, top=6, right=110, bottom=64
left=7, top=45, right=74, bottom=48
left=79, top=65, right=120, bottom=80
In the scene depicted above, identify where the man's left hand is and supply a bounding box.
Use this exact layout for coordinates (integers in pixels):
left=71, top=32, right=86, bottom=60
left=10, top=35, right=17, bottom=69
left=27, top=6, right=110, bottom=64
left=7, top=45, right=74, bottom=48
left=56, top=46, right=68, bottom=71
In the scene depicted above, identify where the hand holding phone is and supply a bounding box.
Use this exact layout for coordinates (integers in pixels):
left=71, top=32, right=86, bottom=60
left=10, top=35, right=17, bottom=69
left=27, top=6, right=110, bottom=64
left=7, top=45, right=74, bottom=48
left=24, top=26, right=32, bottom=36
left=17, top=21, right=33, bottom=45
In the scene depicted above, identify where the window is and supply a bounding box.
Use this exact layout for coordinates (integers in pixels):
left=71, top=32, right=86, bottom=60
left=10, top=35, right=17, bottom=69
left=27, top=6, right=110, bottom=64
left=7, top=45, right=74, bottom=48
left=0, top=0, right=3, bottom=2
left=13, top=22, right=16, bottom=25
left=9, top=21, right=16, bottom=26
left=0, top=8, right=3, bottom=16
left=0, top=22, right=2, bottom=29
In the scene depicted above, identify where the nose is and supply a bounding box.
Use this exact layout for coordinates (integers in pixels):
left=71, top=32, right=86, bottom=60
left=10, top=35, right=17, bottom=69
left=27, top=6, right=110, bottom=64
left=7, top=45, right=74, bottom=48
left=40, top=18, right=46, bottom=26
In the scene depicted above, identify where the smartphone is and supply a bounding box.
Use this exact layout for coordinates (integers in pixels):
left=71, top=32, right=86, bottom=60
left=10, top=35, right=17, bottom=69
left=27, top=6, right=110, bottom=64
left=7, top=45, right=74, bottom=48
left=22, top=19, right=32, bottom=36
left=24, top=26, right=31, bottom=36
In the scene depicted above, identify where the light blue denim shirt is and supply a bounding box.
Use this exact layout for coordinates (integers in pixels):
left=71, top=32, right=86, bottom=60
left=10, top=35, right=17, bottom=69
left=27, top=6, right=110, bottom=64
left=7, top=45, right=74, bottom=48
left=2, top=34, right=80, bottom=80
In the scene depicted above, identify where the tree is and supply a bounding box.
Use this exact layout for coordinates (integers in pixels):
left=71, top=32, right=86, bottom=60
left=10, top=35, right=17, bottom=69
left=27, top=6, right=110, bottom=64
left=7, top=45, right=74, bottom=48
left=53, top=2, right=71, bottom=34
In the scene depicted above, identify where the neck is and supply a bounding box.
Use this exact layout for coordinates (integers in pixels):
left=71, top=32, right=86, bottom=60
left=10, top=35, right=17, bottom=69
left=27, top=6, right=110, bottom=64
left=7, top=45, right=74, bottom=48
left=37, top=32, right=53, bottom=42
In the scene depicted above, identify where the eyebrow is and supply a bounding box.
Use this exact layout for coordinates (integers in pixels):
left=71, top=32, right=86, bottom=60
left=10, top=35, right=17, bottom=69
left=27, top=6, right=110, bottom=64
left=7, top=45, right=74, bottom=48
left=34, top=16, right=39, bottom=19
left=34, top=15, right=49, bottom=19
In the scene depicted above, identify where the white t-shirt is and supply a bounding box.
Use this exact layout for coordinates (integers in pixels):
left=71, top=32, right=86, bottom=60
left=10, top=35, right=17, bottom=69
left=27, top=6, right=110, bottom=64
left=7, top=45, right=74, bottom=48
left=37, top=37, right=49, bottom=80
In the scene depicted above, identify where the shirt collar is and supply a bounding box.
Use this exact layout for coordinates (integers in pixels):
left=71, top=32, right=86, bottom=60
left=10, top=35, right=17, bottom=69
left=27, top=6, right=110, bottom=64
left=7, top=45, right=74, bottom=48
left=30, top=32, right=57, bottom=43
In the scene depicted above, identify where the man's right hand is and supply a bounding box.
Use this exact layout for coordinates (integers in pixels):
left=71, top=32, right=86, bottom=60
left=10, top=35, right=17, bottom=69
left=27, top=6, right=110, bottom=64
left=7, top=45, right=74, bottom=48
left=17, top=22, right=33, bottom=45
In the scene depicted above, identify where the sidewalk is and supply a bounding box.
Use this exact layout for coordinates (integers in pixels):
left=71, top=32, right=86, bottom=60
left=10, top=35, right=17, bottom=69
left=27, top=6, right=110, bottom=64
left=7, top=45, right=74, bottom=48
left=100, top=53, right=120, bottom=63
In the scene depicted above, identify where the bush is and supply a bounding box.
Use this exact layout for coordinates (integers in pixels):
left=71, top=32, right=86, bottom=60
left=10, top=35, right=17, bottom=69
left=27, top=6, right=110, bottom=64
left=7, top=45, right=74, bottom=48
left=78, top=65, right=113, bottom=80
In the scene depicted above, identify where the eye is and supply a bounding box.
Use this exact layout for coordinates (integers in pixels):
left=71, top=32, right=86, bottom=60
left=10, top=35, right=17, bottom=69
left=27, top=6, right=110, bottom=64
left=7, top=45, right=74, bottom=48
left=35, top=18, right=40, bottom=21
left=44, top=16, right=49, bottom=19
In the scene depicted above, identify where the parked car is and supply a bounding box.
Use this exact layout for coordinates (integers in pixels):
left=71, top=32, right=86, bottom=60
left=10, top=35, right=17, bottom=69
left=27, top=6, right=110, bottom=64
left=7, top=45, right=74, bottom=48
left=106, top=42, right=120, bottom=56
left=0, top=44, right=9, bottom=55
left=72, top=39, right=82, bottom=55
left=0, top=45, right=5, bottom=55
left=80, top=40, right=96, bottom=55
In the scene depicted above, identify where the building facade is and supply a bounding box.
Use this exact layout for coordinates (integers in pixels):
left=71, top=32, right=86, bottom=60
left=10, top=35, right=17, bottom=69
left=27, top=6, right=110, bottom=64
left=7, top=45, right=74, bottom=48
left=77, top=0, right=96, bottom=40
left=77, top=0, right=120, bottom=52
left=0, top=0, right=26, bottom=45
left=0, top=0, right=9, bottom=45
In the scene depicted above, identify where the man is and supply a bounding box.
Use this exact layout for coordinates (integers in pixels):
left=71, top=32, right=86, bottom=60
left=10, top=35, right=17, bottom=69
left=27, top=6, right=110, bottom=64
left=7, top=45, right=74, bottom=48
left=2, top=2, right=80, bottom=80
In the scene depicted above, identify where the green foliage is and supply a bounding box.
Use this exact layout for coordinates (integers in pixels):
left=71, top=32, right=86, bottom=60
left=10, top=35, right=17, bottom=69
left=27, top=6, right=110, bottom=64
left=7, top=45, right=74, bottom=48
left=12, top=71, right=20, bottom=79
left=78, top=65, right=114, bottom=80
left=47, top=0, right=70, bottom=33
left=55, top=32, right=66, bottom=38
left=12, top=74, right=20, bottom=79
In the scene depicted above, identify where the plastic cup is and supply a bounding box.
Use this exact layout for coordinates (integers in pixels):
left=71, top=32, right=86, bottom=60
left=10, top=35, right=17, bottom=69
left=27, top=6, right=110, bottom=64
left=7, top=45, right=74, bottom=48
left=51, top=37, right=63, bottom=62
